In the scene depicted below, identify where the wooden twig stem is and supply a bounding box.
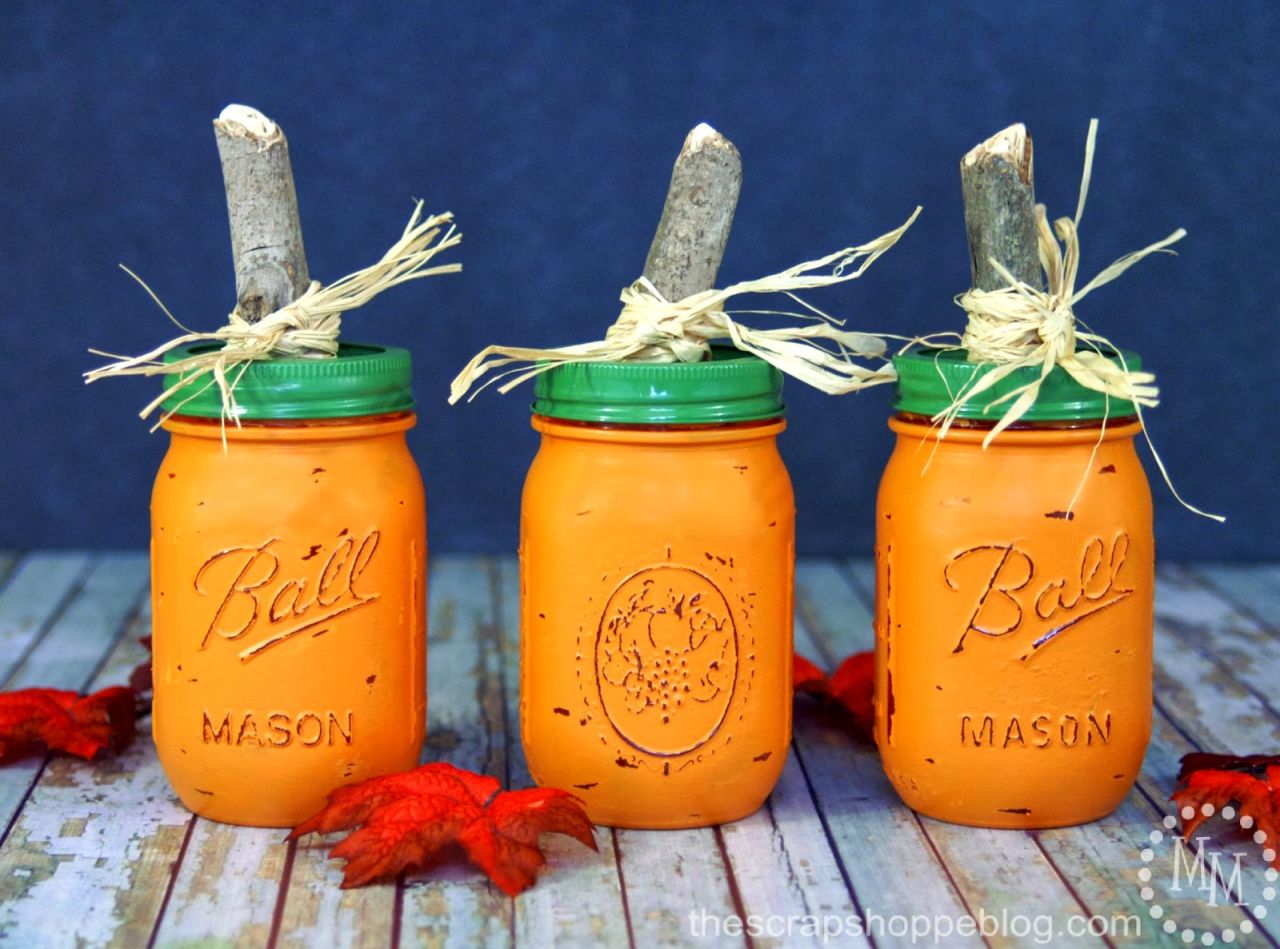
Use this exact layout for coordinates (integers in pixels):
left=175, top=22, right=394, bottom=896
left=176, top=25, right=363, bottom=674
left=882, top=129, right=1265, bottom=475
left=960, top=123, right=1042, bottom=292
left=642, top=123, right=742, bottom=303
left=213, top=104, right=310, bottom=322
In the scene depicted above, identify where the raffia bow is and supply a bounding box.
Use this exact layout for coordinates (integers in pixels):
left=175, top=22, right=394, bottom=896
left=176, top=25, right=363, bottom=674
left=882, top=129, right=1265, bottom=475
left=449, top=208, right=921, bottom=403
left=86, top=202, right=461, bottom=427
left=927, top=119, right=1221, bottom=522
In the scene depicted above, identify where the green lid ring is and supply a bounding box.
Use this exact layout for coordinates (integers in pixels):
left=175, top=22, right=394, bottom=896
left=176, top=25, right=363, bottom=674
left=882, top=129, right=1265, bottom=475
left=161, top=342, right=414, bottom=420
left=531, top=346, right=785, bottom=425
left=892, top=346, right=1141, bottom=422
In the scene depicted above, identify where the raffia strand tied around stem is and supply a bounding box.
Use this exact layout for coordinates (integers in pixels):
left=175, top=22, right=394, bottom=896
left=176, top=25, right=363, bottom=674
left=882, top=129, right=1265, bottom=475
left=930, top=119, right=1221, bottom=522
left=449, top=208, right=921, bottom=403
left=85, top=202, right=461, bottom=427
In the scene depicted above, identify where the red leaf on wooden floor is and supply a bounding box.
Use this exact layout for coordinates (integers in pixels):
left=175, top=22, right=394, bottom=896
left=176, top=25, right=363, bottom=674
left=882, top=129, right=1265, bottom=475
left=1177, top=752, right=1280, bottom=782
left=829, top=652, right=875, bottom=738
left=288, top=762, right=598, bottom=894
left=129, top=635, right=153, bottom=718
left=0, top=686, right=136, bottom=763
left=794, top=651, right=875, bottom=742
left=1173, top=752, right=1280, bottom=866
left=793, top=654, right=829, bottom=695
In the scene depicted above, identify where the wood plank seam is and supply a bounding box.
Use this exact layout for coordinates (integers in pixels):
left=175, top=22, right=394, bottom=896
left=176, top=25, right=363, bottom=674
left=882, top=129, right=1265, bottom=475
left=0, top=562, right=148, bottom=853
left=1142, top=717, right=1276, bottom=941
left=389, top=871, right=405, bottom=949
left=911, top=813, right=992, bottom=943
left=266, top=839, right=299, bottom=948
left=609, top=828, right=639, bottom=948
left=1125, top=712, right=1264, bottom=939
left=1183, top=566, right=1279, bottom=636
left=1134, top=575, right=1280, bottom=940
left=0, top=554, right=97, bottom=690
left=0, top=555, right=171, bottom=947
left=782, top=740, right=873, bottom=921
left=142, top=817, right=198, bottom=949
left=75, top=573, right=149, bottom=692
left=1153, top=569, right=1280, bottom=730
left=491, top=557, right=636, bottom=948
left=1025, top=831, right=1117, bottom=949
left=834, top=559, right=1104, bottom=938
left=0, top=553, right=21, bottom=596
left=488, top=555, right=520, bottom=949
left=841, top=555, right=1189, bottom=937
left=789, top=575, right=979, bottom=945
left=2, top=555, right=1273, bottom=947
left=1145, top=568, right=1280, bottom=942
left=790, top=561, right=982, bottom=946
left=711, top=824, right=752, bottom=928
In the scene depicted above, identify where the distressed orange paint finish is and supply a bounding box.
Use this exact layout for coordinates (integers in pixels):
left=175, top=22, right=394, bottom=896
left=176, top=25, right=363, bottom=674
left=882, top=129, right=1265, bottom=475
left=520, top=417, right=794, bottom=828
left=151, top=413, right=426, bottom=827
left=875, top=416, right=1153, bottom=828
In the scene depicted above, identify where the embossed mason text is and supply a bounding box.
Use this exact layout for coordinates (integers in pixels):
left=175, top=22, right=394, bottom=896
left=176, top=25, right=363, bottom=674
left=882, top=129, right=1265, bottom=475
left=960, top=712, right=1113, bottom=748
left=202, top=709, right=354, bottom=747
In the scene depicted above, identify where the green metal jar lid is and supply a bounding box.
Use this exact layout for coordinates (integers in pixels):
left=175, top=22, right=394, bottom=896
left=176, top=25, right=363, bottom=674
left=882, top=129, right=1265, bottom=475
left=892, top=347, right=1140, bottom=421
left=531, top=346, right=785, bottom=425
left=162, top=342, right=414, bottom=420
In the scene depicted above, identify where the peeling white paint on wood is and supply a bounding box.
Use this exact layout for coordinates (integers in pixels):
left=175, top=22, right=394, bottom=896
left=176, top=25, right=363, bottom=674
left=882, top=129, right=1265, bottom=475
left=840, top=561, right=1103, bottom=944
left=615, top=825, right=741, bottom=948
left=495, top=559, right=631, bottom=948
left=150, top=822, right=288, bottom=948
left=392, top=556, right=514, bottom=948
left=846, top=558, right=1276, bottom=946
left=795, top=561, right=982, bottom=949
left=0, top=555, right=149, bottom=835
left=0, top=575, right=187, bottom=949
left=0, top=552, right=1275, bottom=947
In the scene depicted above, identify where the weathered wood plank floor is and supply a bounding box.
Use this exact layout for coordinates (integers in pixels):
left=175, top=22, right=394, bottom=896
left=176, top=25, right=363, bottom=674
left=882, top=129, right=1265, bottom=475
left=0, top=554, right=1275, bottom=948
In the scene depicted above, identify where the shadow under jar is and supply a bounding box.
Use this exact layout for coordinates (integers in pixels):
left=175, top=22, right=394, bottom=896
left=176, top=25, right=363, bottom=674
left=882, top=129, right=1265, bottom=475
left=520, top=348, right=795, bottom=828
left=151, top=343, right=427, bottom=827
left=875, top=348, right=1154, bottom=829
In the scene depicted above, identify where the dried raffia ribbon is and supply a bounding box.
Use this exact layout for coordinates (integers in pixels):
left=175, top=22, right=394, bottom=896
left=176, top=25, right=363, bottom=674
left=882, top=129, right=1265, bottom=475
left=924, top=119, right=1222, bottom=522
left=85, top=202, right=461, bottom=428
left=449, top=207, right=920, bottom=403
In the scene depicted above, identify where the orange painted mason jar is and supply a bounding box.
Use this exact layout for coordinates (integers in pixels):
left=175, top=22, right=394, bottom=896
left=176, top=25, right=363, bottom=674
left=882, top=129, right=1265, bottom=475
left=520, top=349, right=795, bottom=828
left=875, top=349, right=1153, bottom=828
left=151, top=343, right=427, bottom=827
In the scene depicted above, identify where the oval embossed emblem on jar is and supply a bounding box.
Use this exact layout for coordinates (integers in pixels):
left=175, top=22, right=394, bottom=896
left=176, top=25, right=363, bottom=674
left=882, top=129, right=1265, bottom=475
left=595, top=565, right=738, bottom=757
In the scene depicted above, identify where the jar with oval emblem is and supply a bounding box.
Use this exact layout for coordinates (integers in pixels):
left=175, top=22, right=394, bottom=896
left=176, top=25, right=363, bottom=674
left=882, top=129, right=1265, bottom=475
left=150, top=343, right=427, bottom=827
left=875, top=348, right=1153, bottom=828
left=520, top=348, right=795, bottom=828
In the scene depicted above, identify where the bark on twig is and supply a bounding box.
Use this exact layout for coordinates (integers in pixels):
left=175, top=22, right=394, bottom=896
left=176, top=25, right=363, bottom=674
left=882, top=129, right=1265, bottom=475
left=960, top=124, right=1042, bottom=292
left=213, top=104, right=310, bottom=322
left=642, top=123, right=742, bottom=303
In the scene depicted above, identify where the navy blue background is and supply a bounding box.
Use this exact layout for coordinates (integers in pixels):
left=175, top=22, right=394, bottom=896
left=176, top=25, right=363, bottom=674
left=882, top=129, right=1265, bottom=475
left=1, top=2, right=1275, bottom=558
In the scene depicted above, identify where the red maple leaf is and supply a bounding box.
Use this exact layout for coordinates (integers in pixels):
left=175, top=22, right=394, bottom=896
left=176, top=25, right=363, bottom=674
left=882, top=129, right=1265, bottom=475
left=0, top=686, right=136, bottom=763
left=1172, top=752, right=1280, bottom=866
left=793, top=654, right=830, bottom=694
left=288, top=762, right=598, bottom=894
left=794, top=651, right=874, bottom=742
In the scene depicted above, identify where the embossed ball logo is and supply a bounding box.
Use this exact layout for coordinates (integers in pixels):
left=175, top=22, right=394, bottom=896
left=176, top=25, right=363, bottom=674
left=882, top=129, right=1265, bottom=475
left=595, top=566, right=738, bottom=757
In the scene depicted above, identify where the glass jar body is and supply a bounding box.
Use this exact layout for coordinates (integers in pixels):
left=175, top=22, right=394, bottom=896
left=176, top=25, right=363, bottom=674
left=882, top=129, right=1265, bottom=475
left=875, top=416, right=1153, bottom=828
left=151, top=413, right=427, bottom=827
left=520, top=416, right=795, bottom=828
